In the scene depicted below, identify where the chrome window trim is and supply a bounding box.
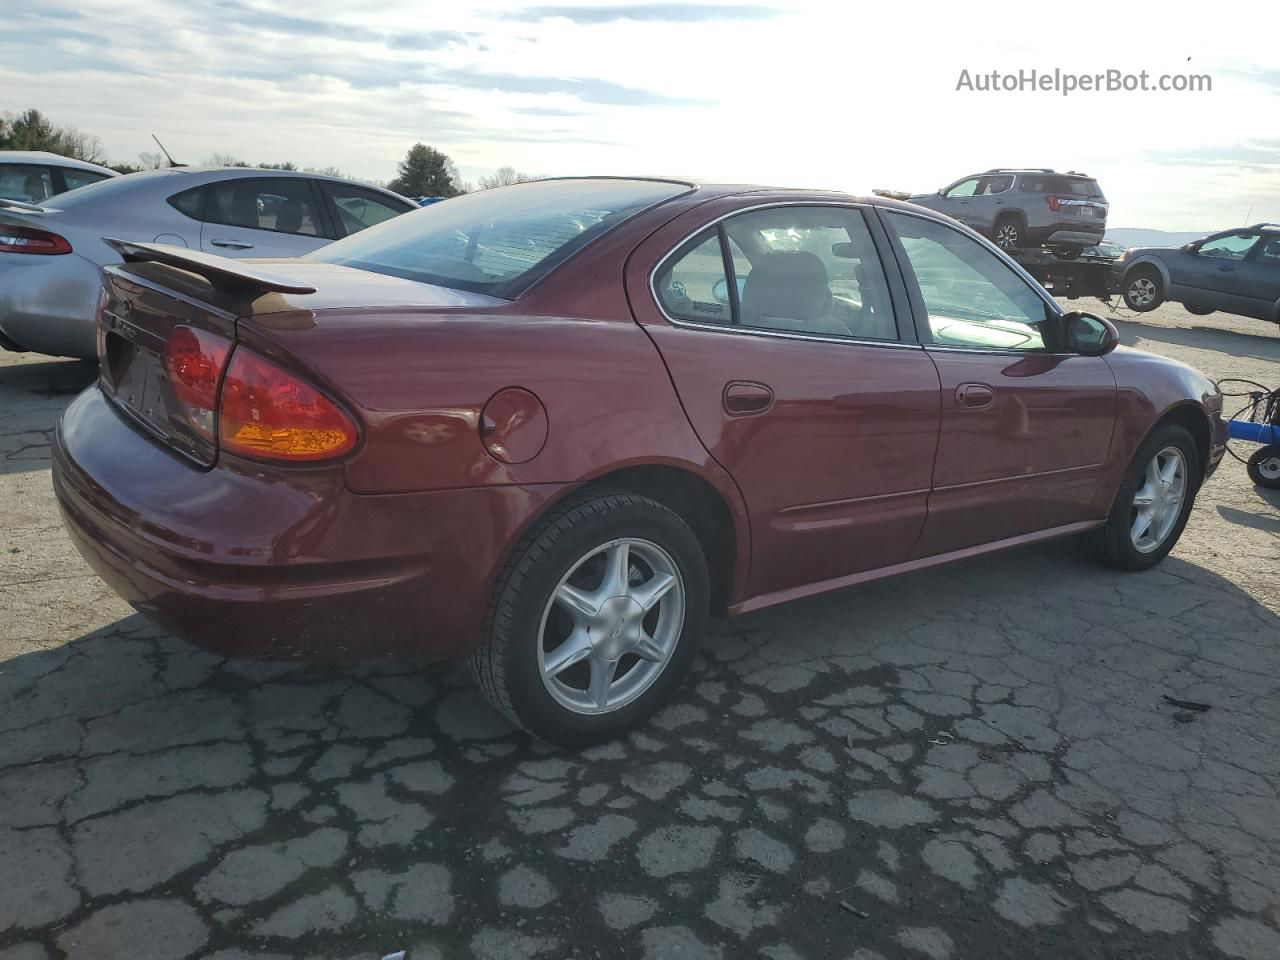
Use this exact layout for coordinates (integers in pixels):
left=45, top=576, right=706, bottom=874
left=648, top=199, right=917, bottom=351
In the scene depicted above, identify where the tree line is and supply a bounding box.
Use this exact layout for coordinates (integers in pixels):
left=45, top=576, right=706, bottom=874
left=1, top=108, right=538, bottom=196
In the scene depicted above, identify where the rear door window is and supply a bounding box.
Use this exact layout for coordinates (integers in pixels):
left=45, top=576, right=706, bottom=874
left=322, top=183, right=410, bottom=236
left=58, top=168, right=113, bottom=192
left=655, top=206, right=899, bottom=342
left=206, top=178, right=323, bottom=236
left=0, top=164, right=55, bottom=202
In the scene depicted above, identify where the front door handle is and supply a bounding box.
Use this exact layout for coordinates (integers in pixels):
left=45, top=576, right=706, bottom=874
left=723, top=381, right=773, bottom=416
left=955, top=382, right=995, bottom=410
left=210, top=239, right=254, bottom=250
left=1217, top=264, right=1235, bottom=272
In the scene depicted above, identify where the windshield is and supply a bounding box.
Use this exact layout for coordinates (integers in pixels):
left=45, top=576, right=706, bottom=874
left=307, top=178, right=690, bottom=297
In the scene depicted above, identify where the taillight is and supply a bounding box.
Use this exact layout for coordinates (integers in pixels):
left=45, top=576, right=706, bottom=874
left=1046, top=195, right=1064, bottom=213
left=164, top=326, right=232, bottom=440
left=0, top=225, right=72, bottom=255
left=218, top=348, right=357, bottom=461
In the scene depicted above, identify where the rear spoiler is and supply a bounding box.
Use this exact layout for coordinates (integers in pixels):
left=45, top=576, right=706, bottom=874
left=104, top=238, right=318, bottom=297
left=0, top=197, right=57, bottom=214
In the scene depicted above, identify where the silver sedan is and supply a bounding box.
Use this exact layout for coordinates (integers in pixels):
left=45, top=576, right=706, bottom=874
left=0, top=167, right=415, bottom=359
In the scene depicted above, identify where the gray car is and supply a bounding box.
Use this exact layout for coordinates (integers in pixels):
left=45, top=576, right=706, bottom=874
left=0, top=150, right=118, bottom=203
left=0, top=167, right=415, bottom=359
left=1116, top=223, right=1280, bottom=323
left=909, top=168, right=1108, bottom=252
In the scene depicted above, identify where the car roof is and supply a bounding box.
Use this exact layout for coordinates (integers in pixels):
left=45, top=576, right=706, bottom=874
left=172, top=167, right=410, bottom=198
left=0, top=150, right=119, bottom=176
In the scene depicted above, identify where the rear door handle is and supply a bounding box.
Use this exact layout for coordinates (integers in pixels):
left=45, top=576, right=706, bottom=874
left=1217, top=264, right=1235, bottom=272
left=210, top=239, right=254, bottom=250
left=723, top=381, right=773, bottom=416
left=955, top=382, right=995, bottom=410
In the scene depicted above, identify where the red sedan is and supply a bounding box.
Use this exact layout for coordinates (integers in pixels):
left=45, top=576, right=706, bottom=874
left=53, top=178, right=1227, bottom=745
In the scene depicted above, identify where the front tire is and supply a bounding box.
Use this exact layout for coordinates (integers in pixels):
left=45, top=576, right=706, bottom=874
left=1123, top=269, right=1164, bottom=312
left=1185, top=304, right=1215, bottom=316
left=1247, top=444, right=1280, bottom=489
left=470, top=489, right=709, bottom=747
left=1081, top=423, right=1199, bottom=571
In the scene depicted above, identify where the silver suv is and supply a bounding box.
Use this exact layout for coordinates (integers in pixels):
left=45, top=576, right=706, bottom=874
left=909, top=168, right=1108, bottom=252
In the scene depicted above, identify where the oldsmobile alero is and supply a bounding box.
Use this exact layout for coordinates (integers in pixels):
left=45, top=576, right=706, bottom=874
left=52, top=177, right=1228, bottom=745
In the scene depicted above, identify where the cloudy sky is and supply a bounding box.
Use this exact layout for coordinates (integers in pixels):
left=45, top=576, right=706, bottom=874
left=4, top=0, right=1277, bottom=229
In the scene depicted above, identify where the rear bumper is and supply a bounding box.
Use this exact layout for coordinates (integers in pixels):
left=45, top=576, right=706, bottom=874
left=1042, top=223, right=1105, bottom=247
left=53, top=385, right=566, bottom=660
left=0, top=253, right=101, bottom=358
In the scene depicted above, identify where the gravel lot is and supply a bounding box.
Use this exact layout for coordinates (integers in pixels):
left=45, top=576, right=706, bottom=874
left=1, top=301, right=1277, bottom=960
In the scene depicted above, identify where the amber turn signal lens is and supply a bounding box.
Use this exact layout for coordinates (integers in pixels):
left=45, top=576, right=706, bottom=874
left=217, top=347, right=357, bottom=461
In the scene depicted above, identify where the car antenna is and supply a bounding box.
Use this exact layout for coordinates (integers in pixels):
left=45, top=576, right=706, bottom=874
left=152, top=134, right=185, bottom=168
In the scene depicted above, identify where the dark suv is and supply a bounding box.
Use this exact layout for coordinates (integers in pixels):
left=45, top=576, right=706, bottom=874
left=1116, top=224, right=1280, bottom=323
left=909, top=168, right=1108, bottom=252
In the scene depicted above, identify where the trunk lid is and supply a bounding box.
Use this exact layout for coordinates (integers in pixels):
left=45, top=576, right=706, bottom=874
left=95, top=242, right=503, bottom=468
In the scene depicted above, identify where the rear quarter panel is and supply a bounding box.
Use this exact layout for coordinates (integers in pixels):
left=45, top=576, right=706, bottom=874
left=238, top=308, right=725, bottom=494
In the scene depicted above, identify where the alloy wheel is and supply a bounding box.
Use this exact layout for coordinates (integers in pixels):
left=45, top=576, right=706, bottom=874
left=1130, top=446, right=1187, bottom=553
left=1128, top=277, right=1158, bottom=308
left=537, top=537, right=685, bottom=715
left=995, top=223, right=1020, bottom=249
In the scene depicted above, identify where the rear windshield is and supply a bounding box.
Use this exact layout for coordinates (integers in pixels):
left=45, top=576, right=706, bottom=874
left=307, top=178, right=691, bottom=297
left=1019, top=175, right=1104, bottom=199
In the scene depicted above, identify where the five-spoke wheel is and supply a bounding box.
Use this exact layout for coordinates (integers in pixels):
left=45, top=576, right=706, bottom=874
left=1081, top=422, right=1198, bottom=570
left=539, top=538, right=685, bottom=715
left=471, top=490, right=708, bottom=746
left=1129, top=446, right=1187, bottom=554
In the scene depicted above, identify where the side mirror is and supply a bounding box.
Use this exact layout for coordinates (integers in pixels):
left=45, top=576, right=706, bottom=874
left=1180, top=242, right=1198, bottom=254
left=1062, top=311, right=1118, bottom=356
left=937, top=188, right=945, bottom=196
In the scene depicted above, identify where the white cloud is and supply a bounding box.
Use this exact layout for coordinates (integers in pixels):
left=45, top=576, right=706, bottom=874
left=4, top=0, right=1276, bottom=229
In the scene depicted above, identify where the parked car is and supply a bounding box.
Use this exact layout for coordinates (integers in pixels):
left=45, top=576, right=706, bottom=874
left=53, top=177, right=1227, bottom=745
left=909, top=168, right=1108, bottom=252
left=0, top=150, right=118, bottom=203
left=1117, top=224, right=1280, bottom=322
left=0, top=167, right=416, bottom=358
left=1082, top=239, right=1127, bottom=260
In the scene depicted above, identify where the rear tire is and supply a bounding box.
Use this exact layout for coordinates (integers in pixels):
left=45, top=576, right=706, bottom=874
left=1247, top=444, right=1280, bottom=489
left=470, top=489, right=709, bottom=747
left=1123, top=269, right=1164, bottom=312
left=992, top=215, right=1025, bottom=251
left=1080, top=422, right=1199, bottom=571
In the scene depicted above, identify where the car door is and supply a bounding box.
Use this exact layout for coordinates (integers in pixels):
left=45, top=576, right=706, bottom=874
left=878, top=209, right=1117, bottom=557
left=936, top=177, right=982, bottom=227
left=1233, top=235, right=1280, bottom=319
left=1168, top=230, right=1262, bottom=315
left=199, top=176, right=332, bottom=258
left=626, top=199, right=942, bottom=601
left=966, top=175, right=1007, bottom=233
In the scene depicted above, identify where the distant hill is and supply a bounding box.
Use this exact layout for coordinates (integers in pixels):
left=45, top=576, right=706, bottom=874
left=1106, top=228, right=1209, bottom=249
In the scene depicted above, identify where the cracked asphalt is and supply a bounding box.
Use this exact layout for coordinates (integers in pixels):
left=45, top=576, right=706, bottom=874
left=1, top=301, right=1278, bottom=960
